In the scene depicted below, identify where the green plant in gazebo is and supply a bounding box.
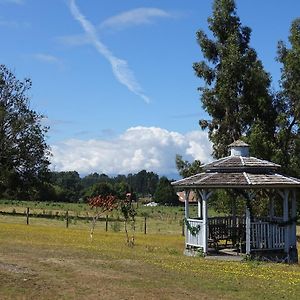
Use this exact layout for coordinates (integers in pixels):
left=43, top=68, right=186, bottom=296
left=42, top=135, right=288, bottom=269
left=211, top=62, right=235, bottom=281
left=184, top=218, right=201, bottom=236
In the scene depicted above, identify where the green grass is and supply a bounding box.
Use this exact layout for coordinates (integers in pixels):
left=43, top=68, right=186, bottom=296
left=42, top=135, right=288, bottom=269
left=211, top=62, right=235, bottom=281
left=0, top=199, right=219, bottom=217
left=0, top=199, right=89, bottom=214
left=0, top=212, right=184, bottom=235
left=0, top=199, right=223, bottom=237
left=0, top=219, right=299, bottom=299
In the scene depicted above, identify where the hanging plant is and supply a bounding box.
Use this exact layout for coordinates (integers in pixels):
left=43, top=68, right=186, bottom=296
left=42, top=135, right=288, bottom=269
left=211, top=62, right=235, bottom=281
left=184, top=218, right=201, bottom=236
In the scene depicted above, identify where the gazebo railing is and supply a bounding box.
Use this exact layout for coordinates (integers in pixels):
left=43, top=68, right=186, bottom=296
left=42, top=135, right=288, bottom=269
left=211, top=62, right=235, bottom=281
left=251, top=221, right=285, bottom=250
left=208, top=216, right=245, bottom=243
left=186, top=217, right=244, bottom=248
left=186, top=218, right=204, bottom=248
left=185, top=217, right=286, bottom=251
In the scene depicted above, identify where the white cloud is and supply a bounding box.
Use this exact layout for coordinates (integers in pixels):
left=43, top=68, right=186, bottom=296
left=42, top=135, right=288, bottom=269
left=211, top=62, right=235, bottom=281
left=56, top=34, right=89, bottom=47
left=59, top=7, right=173, bottom=47
left=50, top=126, right=212, bottom=176
left=33, top=53, right=64, bottom=69
left=99, top=8, right=172, bottom=31
left=68, top=0, right=150, bottom=104
left=34, top=53, right=60, bottom=63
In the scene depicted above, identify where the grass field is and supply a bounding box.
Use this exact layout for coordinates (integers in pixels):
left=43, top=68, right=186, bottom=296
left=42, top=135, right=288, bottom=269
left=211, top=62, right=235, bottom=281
left=0, top=199, right=220, bottom=235
left=0, top=214, right=300, bottom=299
left=0, top=199, right=219, bottom=218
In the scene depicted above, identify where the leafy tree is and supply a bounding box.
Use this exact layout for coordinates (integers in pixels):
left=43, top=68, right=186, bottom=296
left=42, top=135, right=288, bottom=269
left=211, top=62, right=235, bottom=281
left=83, top=182, right=115, bottom=200
left=175, top=154, right=203, bottom=178
left=194, top=0, right=276, bottom=158
left=46, top=170, right=159, bottom=203
left=119, top=193, right=137, bottom=246
left=51, top=171, right=81, bottom=191
left=88, top=194, right=118, bottom=241
left=0, top=65, right=50, bottom=199
left=132, top=170, right=148, bottom=196
left=145, top=171, right=160, bottom=196
left=127, top=170, right=159, bottom=196
left=88, top=191, right=136, bottom=246
left=276, top=18, right=300, bottom=176
left=98, top=173, right=110, bottom=183
left=114, top=174, right=127, bottom=183
left=114, top=181, right=130, bottom=199
left=153, top=177, right=179, bottom=205
left=50, top=171, right=82, bottom=202
left=32, top=182, right=58, bottom=202
left=81, top=172, right=101, bottom=189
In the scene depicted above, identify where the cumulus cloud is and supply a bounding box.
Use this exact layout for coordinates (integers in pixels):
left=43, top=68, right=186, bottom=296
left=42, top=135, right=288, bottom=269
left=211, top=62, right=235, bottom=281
left=68, top=0, right=150, bottom=103
left=50, top=126, right=212, bottom=176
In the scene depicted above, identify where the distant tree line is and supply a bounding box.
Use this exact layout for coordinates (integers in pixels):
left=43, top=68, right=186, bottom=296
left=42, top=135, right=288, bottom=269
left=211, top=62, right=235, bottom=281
left=1, top=167, right=179, bottom=205
left=42, top=170, right=160, bottom=202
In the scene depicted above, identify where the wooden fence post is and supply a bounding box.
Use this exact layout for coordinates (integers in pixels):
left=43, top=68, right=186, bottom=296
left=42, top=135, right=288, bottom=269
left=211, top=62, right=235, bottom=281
left=26, top=207, right=29, bottom=225
left=182, top=218, right=185, bottom=236
left=105, top=215, right=108, bottom=232
left=144, top=217, right=147, bottom=234
left=66, top=210, right=69, bottom=228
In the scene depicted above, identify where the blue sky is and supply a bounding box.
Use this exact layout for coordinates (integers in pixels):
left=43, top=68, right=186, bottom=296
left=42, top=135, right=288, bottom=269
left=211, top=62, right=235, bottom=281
left=1, top=0, right=300, bottom=176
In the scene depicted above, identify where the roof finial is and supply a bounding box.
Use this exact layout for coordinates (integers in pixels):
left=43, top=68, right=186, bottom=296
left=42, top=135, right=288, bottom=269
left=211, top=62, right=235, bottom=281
left=228, top=140, right=249, bottom=157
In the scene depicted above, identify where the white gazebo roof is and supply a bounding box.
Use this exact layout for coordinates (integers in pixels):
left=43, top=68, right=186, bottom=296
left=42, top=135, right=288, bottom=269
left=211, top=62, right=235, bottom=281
left=172, top=140, right=300, bottom=189
left=172, top=171, right=300, bottom=189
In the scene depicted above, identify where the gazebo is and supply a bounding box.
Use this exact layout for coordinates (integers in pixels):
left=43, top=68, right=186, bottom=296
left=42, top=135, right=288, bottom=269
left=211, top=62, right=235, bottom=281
left=172, top=140, right=300, bottom=263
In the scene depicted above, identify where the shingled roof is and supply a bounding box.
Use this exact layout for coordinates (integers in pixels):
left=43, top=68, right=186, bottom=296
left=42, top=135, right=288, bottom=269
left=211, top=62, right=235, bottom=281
left=228, top=140, right=250, bottom=147
left=202, top=156, right=280, bottom=172
left=172, top=141, right=300, bottom=189
left=172, top=171, right=300, bottom=189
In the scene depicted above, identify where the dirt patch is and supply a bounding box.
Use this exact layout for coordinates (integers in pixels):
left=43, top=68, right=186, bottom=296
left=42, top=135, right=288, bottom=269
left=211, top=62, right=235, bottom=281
left=40, top=257, right=125, bottom=280
left=0, top=262, right=32, bottom=274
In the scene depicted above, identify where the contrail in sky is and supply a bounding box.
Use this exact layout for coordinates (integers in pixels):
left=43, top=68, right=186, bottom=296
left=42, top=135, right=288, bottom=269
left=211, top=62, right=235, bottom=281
left=69, top=0, right=150, bottom=103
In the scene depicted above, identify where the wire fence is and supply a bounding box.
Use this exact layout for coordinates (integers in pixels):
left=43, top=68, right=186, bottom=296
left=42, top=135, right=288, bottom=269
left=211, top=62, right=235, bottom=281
left=0, top=208, right=185, bottom=235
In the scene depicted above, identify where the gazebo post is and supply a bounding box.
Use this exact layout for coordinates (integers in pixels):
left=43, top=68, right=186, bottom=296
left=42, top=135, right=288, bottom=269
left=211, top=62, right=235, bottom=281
left=245, top=192, right=255, bottom=255
left=200, top=189, right=212, bottom=255
left=283, top=190, right=290, bottom=254
left=232, top=198, right=237, bottom=245
left=269, top=195, right=274, bottom=221
left=282, top=190, right=290, bottom=254
left=278, top=189, right=291, bottom=256
left=291, top=190, right=297, bottom=248
left=245, top=205, right=251, bottom=255
left=198, top=198, right=203, bottom=219
left=203, top=192, right=208, bottom=254
left=184, top=190, right=190, bottom=240
left=196, top=190, right=203, bottom=219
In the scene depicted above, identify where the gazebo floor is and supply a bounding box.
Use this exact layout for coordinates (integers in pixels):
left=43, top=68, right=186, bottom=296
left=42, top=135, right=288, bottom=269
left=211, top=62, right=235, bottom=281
left=184, top=246, right=244, bottom=261
left=205, top=248, right=244, bottom=262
